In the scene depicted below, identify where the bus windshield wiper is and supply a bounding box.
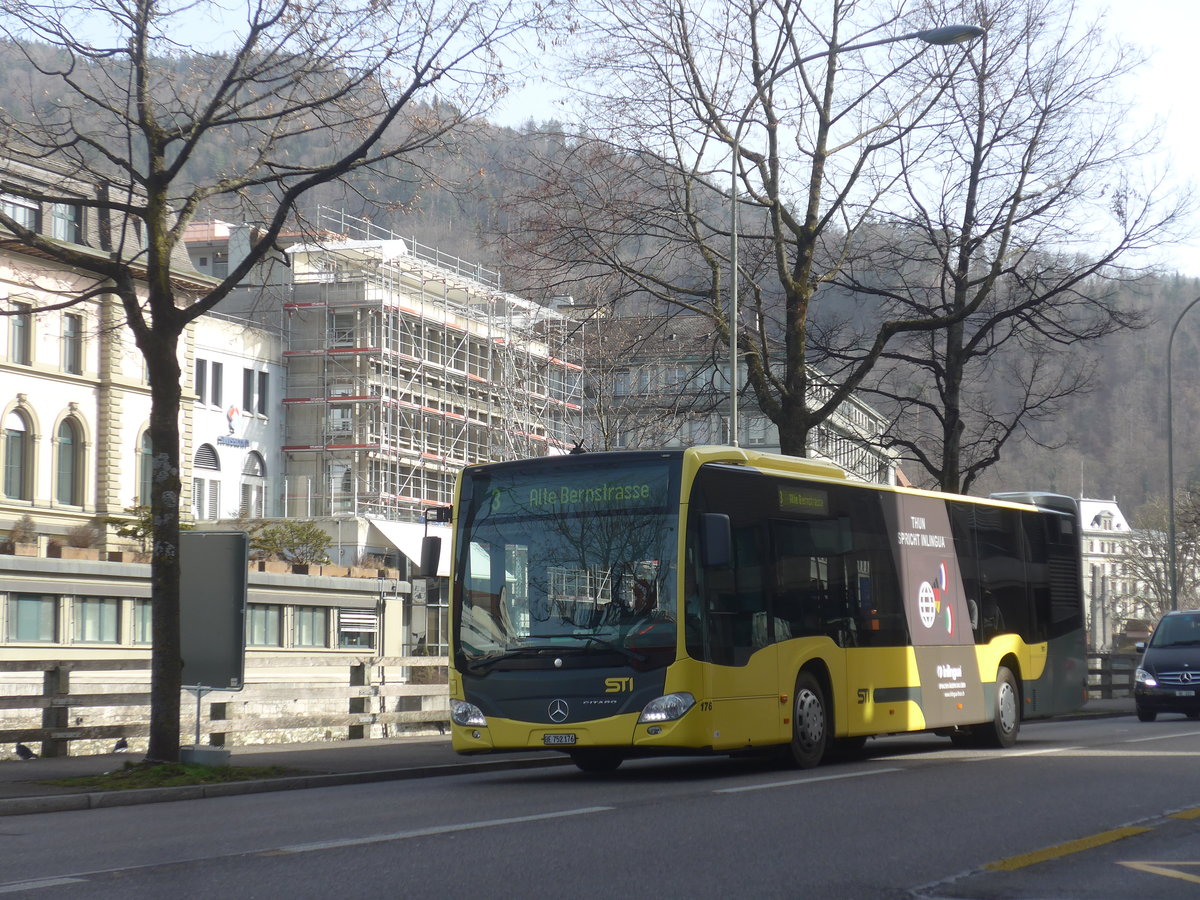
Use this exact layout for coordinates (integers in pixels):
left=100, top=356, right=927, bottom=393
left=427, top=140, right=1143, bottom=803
left=463, top=646, right=555, bottom=673
left=578, top=634, right=646, bottom=664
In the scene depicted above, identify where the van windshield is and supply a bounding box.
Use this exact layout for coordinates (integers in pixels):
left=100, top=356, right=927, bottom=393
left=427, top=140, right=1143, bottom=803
left=1150, top=614, right=1200, bottom=648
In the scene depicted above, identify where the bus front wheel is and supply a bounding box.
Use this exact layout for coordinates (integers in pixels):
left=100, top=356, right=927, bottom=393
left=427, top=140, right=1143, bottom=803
left=570, top=749, right=624, bottom=773
left=790, top=671, right=829, bottom=768
left=975, top=666, right=1020, bottom=748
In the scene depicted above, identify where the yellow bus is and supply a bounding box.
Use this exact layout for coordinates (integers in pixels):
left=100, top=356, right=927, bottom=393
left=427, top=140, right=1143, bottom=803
left=442, top=447, right=1086, bottom=772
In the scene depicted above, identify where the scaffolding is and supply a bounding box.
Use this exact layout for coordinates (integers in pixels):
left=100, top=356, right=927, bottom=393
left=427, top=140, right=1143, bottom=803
left=280, top=209, right=584, bottom=521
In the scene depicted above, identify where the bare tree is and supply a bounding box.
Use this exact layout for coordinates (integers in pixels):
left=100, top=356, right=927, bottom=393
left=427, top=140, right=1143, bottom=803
left=1118, top=493, right=1200, bottom=625
left=498, top=0, right=985, bottom=457
left=0, top=0, right=543, bottom=761
left=841, top=0, right=1185, bottom=493
left=577, top=312, right=735, bottom=451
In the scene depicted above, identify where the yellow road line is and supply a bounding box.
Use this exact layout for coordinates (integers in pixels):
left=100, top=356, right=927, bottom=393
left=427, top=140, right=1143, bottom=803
left=1169, top=807, right=1200, bottom=820
left=1120, top=862, right=1200, bottom=884
left=985, top=827, right=1151, bottom=871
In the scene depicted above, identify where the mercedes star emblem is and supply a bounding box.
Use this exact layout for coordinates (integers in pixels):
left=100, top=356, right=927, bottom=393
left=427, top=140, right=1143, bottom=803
left=548, top=699, right=570, bottom=723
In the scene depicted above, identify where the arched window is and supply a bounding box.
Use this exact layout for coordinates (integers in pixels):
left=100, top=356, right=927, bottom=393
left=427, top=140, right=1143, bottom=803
left=55, top=417, right=83, bottom=505
left=240, top=451, right=266, bottom=518
left=138, top=432, right=153, bottom=505
left=3, top=410, right=31, bottom=500
left=193, top=443, right=220, bottom=520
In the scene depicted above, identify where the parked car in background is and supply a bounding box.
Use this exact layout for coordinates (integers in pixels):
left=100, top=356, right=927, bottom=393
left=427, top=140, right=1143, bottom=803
left=1134, top=610, right=1200, bottom=722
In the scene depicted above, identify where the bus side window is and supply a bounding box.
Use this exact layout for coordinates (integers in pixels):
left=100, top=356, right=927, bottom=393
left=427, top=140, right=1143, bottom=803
left=974, top=506, right=1031, bottom=641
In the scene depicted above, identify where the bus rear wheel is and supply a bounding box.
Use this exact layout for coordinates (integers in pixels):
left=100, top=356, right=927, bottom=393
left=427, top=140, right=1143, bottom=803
left=569, top=749, right=624, bottom=773
left=974, top=666, right=1020, bottom=748
left=790, top=671, right=828, bottom=768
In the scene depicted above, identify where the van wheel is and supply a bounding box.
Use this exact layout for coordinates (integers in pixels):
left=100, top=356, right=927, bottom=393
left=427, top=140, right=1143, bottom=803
left=790, top=672, right=828, bottom=768
left=974, top=666, right=1020, bottom=748
left=1136, top=706, right=1156, bottom=722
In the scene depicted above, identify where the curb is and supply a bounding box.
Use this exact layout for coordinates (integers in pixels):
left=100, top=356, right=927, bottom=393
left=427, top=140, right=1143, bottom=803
left=0, top=754, right=572, bottom=818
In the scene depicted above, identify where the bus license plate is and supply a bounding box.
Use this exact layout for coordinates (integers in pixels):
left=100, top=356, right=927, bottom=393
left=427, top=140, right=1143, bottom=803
left=543, top=733, right=576, bottom=745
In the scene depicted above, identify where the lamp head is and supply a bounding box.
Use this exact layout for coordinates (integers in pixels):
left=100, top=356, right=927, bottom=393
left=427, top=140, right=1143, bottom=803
left=915, top=25, right=985, bottom=45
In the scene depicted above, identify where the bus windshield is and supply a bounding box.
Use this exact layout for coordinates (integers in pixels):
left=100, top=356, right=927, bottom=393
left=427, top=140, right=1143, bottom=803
left=453, top=456, right=681, bottom=671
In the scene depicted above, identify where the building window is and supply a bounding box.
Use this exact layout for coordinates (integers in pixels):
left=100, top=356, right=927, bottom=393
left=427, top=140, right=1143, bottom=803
left=331, top=312, right=355, bottom=347
left=240, top=451, right=266, bottom=518
left=212, top=250, right=228, bottom=278
left=193, top=443, right=220, bottom=520
left=10, top=300, right=31, bottom=365
left=195, top=359, right=208, bottom=405
left=246, top=604, right=282, bottom=647
left=211, top=361, right=224, bottom=406
left=3, top=409, right=31, bottom=500
left=56, top=417, right=84, bottom=506
left=7, top=594, right=56, bottom=642
left=257, top=370, right=269, bottom=416
left=1, top=192, right=37, bottom=229
left=62, top=313, right=83, bottom=374
left=243, top=367, right=254, bottom=411
left=613, top=369, right=630, bottom=396
left=294, top=606, right=329, bottom=648
left=132, top=599, right=152, bottom=644
left=50, top=202, right=83, bottom=244
left=337, top=609, right=378, bottom=649
left=329, top=405, right=352, bottom=435
left=72, top=597, right=120, bottom=643
left=139, top=432, right=154, bottom=505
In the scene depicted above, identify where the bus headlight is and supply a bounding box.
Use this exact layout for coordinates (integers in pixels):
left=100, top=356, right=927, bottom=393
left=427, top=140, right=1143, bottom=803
left=1135, top=667, right=1157, bottom=688
left=451, top=698, right=488, bottom=727
left=638, top=692, right=696, bottom=723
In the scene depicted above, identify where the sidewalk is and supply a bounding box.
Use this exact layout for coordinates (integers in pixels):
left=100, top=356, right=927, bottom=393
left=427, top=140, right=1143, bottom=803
left=0, top=697, right=1134, bottom=817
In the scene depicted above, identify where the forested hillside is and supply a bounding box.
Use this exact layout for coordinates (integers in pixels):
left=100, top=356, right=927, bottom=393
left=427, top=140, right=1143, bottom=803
left=973, top=274, right=1200, bottom=515
left=0, top=38, right=1194, bottom=518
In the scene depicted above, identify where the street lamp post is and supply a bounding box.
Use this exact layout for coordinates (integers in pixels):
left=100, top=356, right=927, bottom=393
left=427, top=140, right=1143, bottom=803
left=1167, top=295, right=1200, bottom=611
left=727, top=23, right=984, bottom=450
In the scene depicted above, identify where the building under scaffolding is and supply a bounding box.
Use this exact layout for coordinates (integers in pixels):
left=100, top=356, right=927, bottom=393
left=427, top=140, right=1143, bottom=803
left=275, top=211, right=583, bottom=522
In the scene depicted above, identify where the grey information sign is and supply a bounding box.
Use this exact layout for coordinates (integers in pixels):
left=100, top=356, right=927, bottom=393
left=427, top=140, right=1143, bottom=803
left=180, top=531, right=248, bottom=690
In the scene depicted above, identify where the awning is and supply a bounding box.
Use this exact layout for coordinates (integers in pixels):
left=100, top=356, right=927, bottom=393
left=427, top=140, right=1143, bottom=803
left=368, top=519, right=451, bottom=577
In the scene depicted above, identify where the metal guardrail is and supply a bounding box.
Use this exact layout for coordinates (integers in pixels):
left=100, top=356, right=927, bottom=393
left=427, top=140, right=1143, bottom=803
left=0, top=656, right=449, bottom=757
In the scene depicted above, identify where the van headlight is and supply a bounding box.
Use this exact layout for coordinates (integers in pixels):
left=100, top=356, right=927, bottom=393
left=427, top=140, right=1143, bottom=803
left=1135, top=667, right=1157, bottom=688
left=638, top=692, right=696, bottom=723
left=451, top=698, right=488, bottom=727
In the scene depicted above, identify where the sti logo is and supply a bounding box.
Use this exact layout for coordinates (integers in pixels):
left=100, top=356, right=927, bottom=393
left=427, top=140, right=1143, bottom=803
left=605, top=677, right=633, bottom=693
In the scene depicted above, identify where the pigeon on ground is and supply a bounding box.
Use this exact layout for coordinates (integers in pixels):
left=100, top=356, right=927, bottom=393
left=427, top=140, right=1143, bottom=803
left=15, top=743, right=36, bottom=760
left=113, top=738, right=128, bottom=752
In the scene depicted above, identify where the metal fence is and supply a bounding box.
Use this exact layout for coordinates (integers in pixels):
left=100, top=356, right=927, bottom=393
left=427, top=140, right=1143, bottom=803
left=1087, top=652, right=1137, bottom=699
left=0, top=656, right=449, bottom=759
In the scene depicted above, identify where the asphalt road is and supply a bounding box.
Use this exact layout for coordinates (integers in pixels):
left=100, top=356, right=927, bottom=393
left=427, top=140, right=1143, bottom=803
left=1, top=715, right=1198, bottom=899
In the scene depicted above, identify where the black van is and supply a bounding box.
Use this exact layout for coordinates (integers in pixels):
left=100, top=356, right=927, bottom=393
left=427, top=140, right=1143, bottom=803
left=1134, top=610, right=1200, bottom=722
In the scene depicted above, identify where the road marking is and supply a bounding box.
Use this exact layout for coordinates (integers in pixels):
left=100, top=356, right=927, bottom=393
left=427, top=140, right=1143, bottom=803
left=985, top=826, right=1151, bottom=871
left=0, top=877, right=87, bottom=894
left=1124, top=730, right=1200, bottom=744
left=1120, top=862, right=1200, bottom=884
left=996, top=746, right=1077, bottom=758
left=275, top=806, right=614, bottom=853
left=713, top=767, right=901, bottom=794
left=1170, top=807, right=1200, bottom=820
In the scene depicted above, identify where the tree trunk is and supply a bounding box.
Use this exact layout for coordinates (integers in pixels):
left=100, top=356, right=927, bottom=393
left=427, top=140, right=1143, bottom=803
left=145, top=335, right=184, bottom=763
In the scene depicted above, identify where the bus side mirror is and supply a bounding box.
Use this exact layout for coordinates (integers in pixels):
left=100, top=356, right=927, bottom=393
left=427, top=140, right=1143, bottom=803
left=700, top=513, right=731, bottom=568
left=420, top=536, right=442, bottom=577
